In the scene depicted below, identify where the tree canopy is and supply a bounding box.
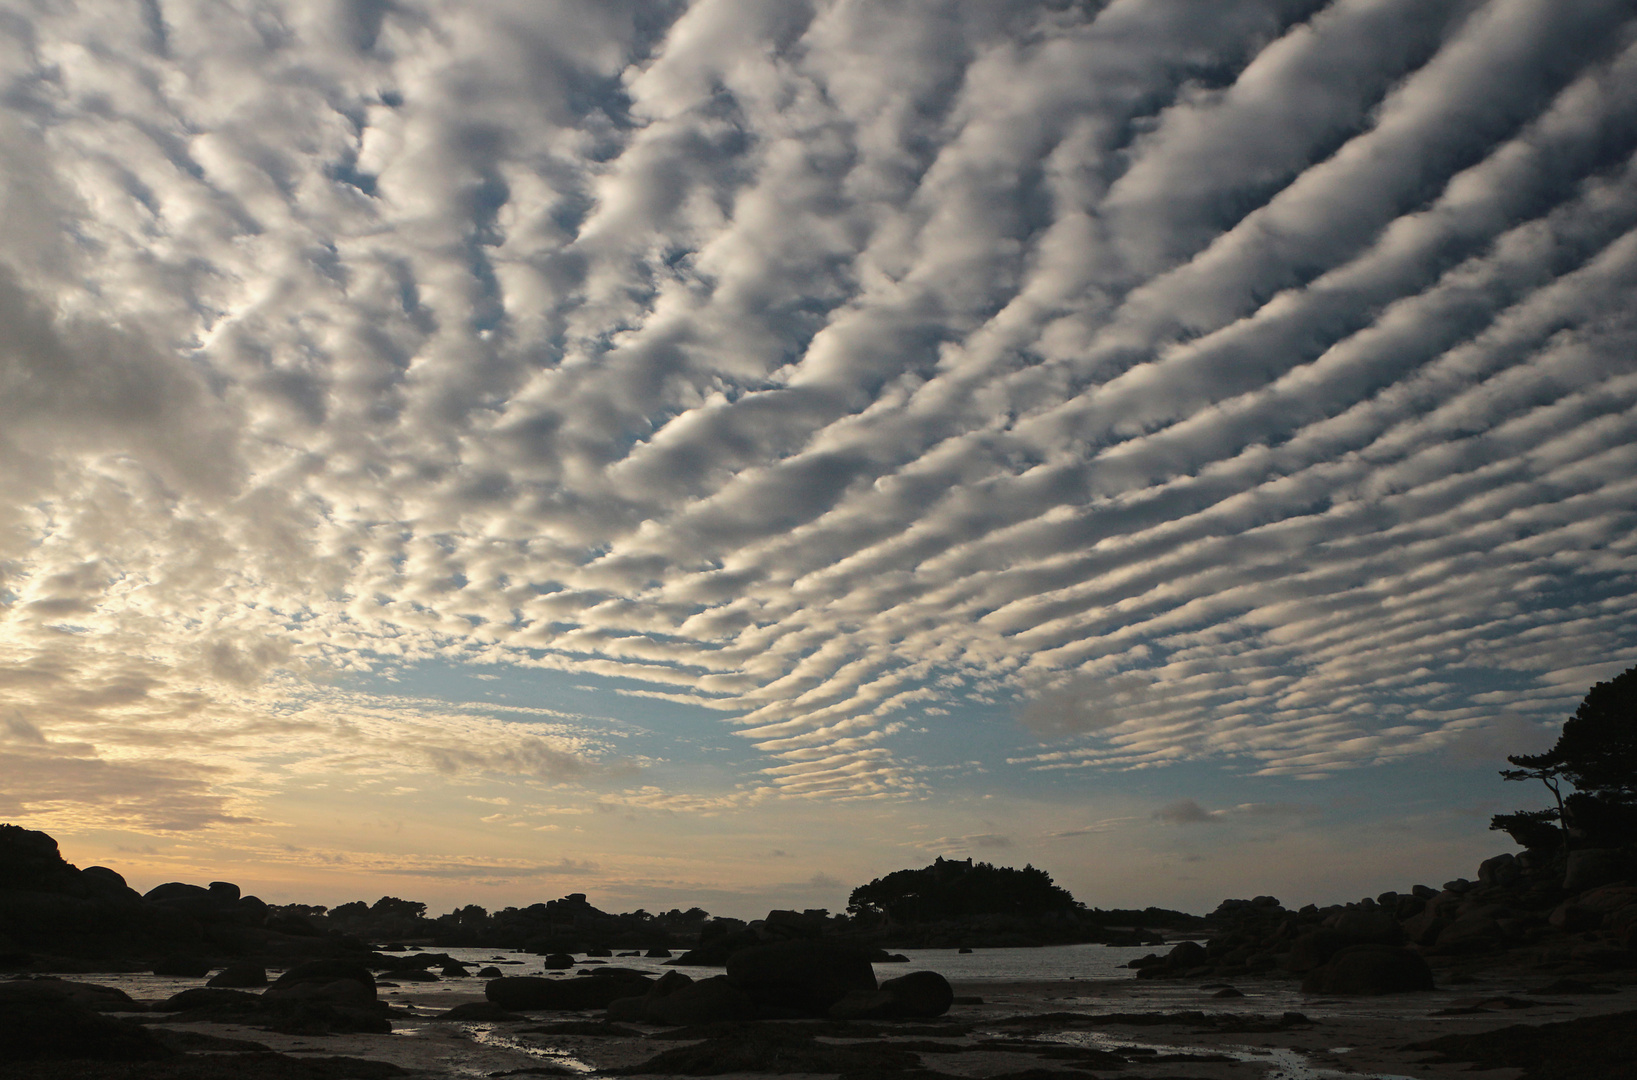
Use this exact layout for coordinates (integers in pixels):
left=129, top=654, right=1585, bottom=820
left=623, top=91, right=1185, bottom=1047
left=847, top=857, right=1079, bottom=922
left=1492, top=664, right=1637, bottom=849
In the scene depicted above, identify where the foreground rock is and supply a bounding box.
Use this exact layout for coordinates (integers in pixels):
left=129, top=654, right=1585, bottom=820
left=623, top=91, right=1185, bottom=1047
left=725, top=940, right=878, bottom=1016
left=209, top=962, right=269, bottom=987
left=487, top=971, right=655, bottom=1011
left=1300, top=945, right=1434, bottom=995
left=1409, top=1008, right=1637, bottom=1080
left=264, top=959, right=378, bottom=1006
left=1128, top=849, right=1636, bottom=989
left=146, top=961, right=394, bottom=1035
left=607, top=1025, right=923, bottom=1076
left=0, top=982, right=174, bottom=1062
left=829, top=969, right=955, bottom=1019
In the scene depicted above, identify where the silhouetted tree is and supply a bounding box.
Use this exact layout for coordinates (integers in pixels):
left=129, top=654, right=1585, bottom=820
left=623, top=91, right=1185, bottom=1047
left=1493, top=665, right=1637, bottom=850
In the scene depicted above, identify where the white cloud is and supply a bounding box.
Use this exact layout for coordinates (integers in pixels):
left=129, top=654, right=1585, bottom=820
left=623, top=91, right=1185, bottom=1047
left=1, top=0, right=1634, bottom=854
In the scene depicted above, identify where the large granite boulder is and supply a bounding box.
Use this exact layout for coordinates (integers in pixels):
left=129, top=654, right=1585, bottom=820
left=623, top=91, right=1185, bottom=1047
left=209, top=962, right=268, bottom=987
left=1564, top=849, right=1628, bottom=892
left=1331, top=907, right=1402, bottom=944
left=1433, top=913, right=1506, bottom=952
left=607, top=970, right=692, bottom=1021
left=667, top=926, right=763, bottom=966
left=1301, top=945, right=1434, bottom=995
left=78, top=866, right=140, bottom=901
left=830, top=970, right=954, bottom=1019
left=153, top=987, right=263, bottom=1013
left=1284, top=929, right=1352, bottom=973
left=263, top=959, right=378, bottom=1005
left=0, top=982, right=174, bottom=1062
left=5, top=978, right=145, bottom=1012
left=1134, top=938, right=1207, bottom=978
left=724, top=939, right=877, bottom=1016
left=0, top=826, right=83, bottom=893
left=1478, top=853, right=1521, bottom=888
left=644, top=974, right=757, bottom=1025
left=487, top=972, right=654, bottom=1011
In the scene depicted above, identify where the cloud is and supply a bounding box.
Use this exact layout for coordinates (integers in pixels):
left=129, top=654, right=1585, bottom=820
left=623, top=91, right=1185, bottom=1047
left=1154, top=799, right=1217, bottom=826
left=1153, top=799, right=1321, bottom=826
left=1, top=0, right=1636, bottom=853
left=1014, top=672, right=1152, bottom=740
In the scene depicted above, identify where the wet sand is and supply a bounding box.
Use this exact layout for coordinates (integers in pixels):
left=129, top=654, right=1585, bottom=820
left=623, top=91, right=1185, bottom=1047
left=110, top=970, right=1636, bottom=1079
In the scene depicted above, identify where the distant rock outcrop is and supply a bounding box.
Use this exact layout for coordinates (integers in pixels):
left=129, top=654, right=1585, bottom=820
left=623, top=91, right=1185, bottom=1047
left=1127, top=847, right=1636, bottom=990
left=0, top=824, right=376, bottom=974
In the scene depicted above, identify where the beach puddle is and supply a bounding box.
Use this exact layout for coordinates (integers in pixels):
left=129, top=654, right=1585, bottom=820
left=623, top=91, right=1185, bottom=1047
left=460, top=1022, right=597, bottom=1075
left=1036, top=1030, right=1421, bottom=1080
left=384, top=1021, right=596, bottom=1077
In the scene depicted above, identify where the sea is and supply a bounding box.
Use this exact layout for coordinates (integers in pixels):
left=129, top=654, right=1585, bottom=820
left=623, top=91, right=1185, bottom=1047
left=31, top=944, right=1493, bottom=1080
left=38, top=941, right=1163, bottom=1004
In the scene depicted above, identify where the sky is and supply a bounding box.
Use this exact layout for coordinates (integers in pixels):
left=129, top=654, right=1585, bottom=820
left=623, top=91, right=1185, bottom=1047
left=2, top=0, right=1636, bottom=920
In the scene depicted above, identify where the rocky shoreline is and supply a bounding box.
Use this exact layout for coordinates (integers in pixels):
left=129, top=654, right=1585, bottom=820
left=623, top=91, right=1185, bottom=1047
left=5, top=822, right=1636, bottom=1078
left=4, top=965, right=1635, bottom=1079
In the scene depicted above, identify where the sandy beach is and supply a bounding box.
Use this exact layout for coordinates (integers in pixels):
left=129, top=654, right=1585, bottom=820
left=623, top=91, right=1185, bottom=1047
left=23, top=968, right=1626, bottom=1080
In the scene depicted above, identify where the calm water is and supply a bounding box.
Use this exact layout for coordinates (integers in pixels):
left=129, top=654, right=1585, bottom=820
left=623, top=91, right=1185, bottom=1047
left=33, top=944, right=1559, bottom=1080
left=37, top=942, right=1153, bottom=1004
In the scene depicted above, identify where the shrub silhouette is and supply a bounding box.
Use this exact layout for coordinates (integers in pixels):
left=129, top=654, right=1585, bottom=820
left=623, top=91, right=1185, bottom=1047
left=1492, top=664, right=1637, bottom=850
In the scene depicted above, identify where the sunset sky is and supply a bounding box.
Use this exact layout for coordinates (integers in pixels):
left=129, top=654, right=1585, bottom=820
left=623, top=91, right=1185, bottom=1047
left=3, top=0, right=1636, bottom=920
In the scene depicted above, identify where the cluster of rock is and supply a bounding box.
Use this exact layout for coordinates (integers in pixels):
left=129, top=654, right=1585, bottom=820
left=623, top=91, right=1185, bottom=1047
left=1129, top=847, right=1637, bottom=993
left=486, top=938, right=953, bottom=1025
left=0, top=825, right=373, bottom=975
left=0, top=957, right=411, bottom=1067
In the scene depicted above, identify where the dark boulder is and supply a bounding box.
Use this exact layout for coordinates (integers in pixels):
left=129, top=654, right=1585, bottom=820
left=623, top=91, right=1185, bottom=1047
left=607, top=970, right=691, bottom=1022
left=487, top=973, right=655, bottom=1011
left=143, top=882, right=215, bottom=909
left=1301, top=945, right=1434, bottom=995
left=0, top=985, right=174, bottom=1062
left=644, top=946, right=672, bottom=958
left=1284, top=930, right=1352, bottom=973
left=1135, top=938, right=1206, bottom=978
left=263, top=959, right=378, bottom=1006
left=830, top=970, right=953, bottom=1019
left=236, top=894, right=270, bottom=926
left=1478, top=853, right=1521, bottom=888
left=5, top=978, right=145, bottom=1012
left=610, top=1027, right=922, bottom=1076
left=1331, top=908, right=1402, bottom=944
left=208, top=962, right=268, bottom=988
left=78, top=866, right=139, bottom=901
left=153, top=987, right=263, bottom=1013
left=879, top=970, right=954, bottom=1017
left=0, top=826, right=82, bottom=892
left=667, top=926, right=762, bottom=966
left=644, top=974, right=756, bottom=1025
left=724, top=939, right=876, bottom=1016
left=1564, top=849, right=1627, bottom=892
left=542, top=952, right=576, bottom=969
left=1433, top=914, right=1505, bottom=953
